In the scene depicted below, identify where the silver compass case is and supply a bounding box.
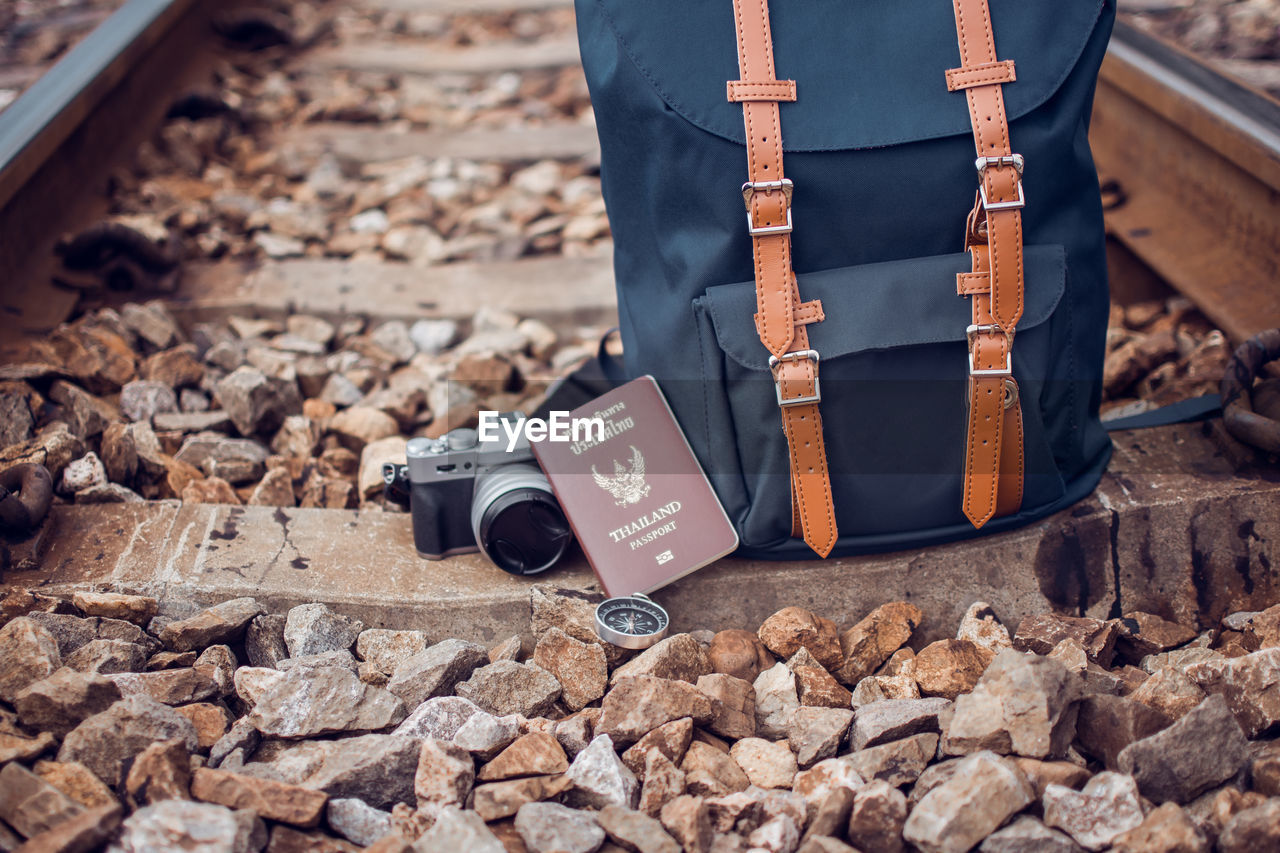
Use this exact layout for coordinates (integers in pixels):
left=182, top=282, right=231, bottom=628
left=593, top=593, right=670, bottom=649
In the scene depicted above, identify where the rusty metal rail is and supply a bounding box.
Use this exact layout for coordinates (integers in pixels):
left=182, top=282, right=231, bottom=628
left=0, top=0, right=196, bottom=211
left=1091, top=21, right=1280, bottom=344
left=0, top=0, right=223, bottom=336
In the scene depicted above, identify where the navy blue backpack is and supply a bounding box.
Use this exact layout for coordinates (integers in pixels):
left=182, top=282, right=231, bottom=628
left=575, top=0, right=1116, bottom=558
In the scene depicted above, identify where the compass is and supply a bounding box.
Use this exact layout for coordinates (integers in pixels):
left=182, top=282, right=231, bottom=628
left=593, top=593, right=670, bottom=649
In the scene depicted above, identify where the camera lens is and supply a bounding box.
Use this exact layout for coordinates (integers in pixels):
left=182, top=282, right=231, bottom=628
left=469, top=463, right=572, bottom=575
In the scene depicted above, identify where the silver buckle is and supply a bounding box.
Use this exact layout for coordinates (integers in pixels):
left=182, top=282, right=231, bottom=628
left=966, top=324, right=1013, bottom=377
left=742, top=179, right=794, bottom=236
left=975, top=155, right=1025, bottom=212
left=768, top=349, right=820, bottom=406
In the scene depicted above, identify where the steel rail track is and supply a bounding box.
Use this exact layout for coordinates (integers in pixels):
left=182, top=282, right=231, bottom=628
left=0, top=0, right=194, bottom=211
left=0, top=0, right=228, bottom=336
left=1091, top=21, right=1280, bottom=344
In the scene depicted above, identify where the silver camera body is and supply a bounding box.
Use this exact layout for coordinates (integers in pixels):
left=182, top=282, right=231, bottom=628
left=403, top=413, right=571, bottom=575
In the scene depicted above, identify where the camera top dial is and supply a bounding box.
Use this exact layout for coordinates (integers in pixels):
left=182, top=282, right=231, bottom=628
left=594, top=593, right=670, bottom=649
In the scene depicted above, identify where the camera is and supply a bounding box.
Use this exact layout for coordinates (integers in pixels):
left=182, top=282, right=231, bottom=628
left=382, top=413, right=573, bottom=575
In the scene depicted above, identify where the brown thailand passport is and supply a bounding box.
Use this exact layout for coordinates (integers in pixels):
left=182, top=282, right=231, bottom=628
left=532, top=375, right=738, bottom=596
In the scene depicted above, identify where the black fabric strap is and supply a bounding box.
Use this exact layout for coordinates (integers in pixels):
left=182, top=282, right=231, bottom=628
left=1102, top=394, right=1222, bottom=431
left=533, top=330, right=626, bottom=419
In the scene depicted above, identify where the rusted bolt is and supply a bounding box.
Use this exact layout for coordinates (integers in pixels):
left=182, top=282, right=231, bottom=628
left=1221, top=328, right=1280, bottom=454
left=0, top=464, right=53, bottom=535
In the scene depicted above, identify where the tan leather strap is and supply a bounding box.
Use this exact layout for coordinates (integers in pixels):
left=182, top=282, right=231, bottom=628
left=730, top=0, right=837, bottom=557
left=727, top=80, right=797, bottom=102
left=755, top=299, right=824, bottom=336
left=945, top=60, right=1016, bottom=92
left=950, top=0, right=1025, bottom=526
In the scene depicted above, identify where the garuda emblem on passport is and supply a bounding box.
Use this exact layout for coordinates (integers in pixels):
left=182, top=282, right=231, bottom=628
left=592, top=445, right=651, bottom=506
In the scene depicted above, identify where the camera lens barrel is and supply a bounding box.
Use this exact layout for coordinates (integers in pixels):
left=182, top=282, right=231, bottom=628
left=469, top=464, right=571, bottom=575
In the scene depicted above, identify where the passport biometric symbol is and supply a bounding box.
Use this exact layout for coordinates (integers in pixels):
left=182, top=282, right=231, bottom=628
left=591, top=445, right=651, bottom=506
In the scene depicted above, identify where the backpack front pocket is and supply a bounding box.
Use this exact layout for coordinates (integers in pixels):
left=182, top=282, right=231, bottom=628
left=692, top=245, right=1071, bottom=550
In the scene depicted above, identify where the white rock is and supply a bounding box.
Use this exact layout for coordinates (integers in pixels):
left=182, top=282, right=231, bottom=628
left=565, top=734, right=638, bottom=809
left=1042, top=772, right=1144, bottom=851
left=753, top=663, right=800, bottom=740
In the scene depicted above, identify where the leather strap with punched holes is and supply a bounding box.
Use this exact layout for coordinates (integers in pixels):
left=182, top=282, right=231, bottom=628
left=949, top=0, right=1026, bottom=526
left=729, top=0, right=837, bottom=557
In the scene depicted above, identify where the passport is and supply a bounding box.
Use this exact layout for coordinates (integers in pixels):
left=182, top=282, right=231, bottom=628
left=532, top=375, right=739, bottom=596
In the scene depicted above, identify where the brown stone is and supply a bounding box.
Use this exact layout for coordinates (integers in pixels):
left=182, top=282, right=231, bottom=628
left=597, top=804, right=682, bottom=853
left=265, top=824, right=361, bottom=853
left=758, top=607, right=843, bottom=671
left=489, top=634, right=523, bottom=663
left=298, top=474, right=356, bottom=509
left=620, top=718, right=694, bottom=777
left=1, top=590, right=70, bottom=625
left=1250, top=741, right=1280, bottom=796
left=532, top=626, right=608, bottom=712
left=794, top=664, right=854, bottom=708
left=12, top=803, right=122, bottom=853
left=913, top=639, right=994, bottom=699
left=846, top=780, right=908, bottom=853
left=0, top=729, right=56, bottom=763
left=598, top=676, right=713, bottom=744
left=248, top=467, right=296, bottom=506
left=414, top=738, right=474, bottom=807
left=1130, top=667, right=1206, bottom=721
left=1242, top=603, right=1280, bottom=651
left=1216, top=800, right=1280, bottom=853
left=530, top=586, right=631, bottom=669
left=708, top=630, right=774, bottom=683
left=1111, top=802, right=1210, bottom=853
left=793, top=758, right=866, bottom=810
left=14, top=667, right=121, bottom=737
left=174, top=702, right=235, bottom=750
left=801, top=787, right=855, bottom=847
left=850, top=674, right=920, bottom=707
left=1011, top=757, right=1091, bottom=799
left=1184, top=647, right=1280, bottom=737
left=556, top=708, right=601, bottom=759
left=835, top=602, right=923, bottom=686
left=681, top=741, right=750, bottom=798
left=70, top=592, right=158, bottom=626
left=1075, top=694, right=1174, bottom=769
left=1014, top=613, right=1121, bottom=668
left=477, top=733, right=568, bottom=782
left=610, top=634, right=712, bottom=685
left=158, top=598, right=264, bottom=652
left=639, top=750, right=686, bottom=818
left=125, top=739, right=192, bottom=807
left=696, top=674, right=756, bottom=741
left=32, top=760, right=118, bottom=810
left=182, top=476, right=241, bottom=505
left=147, top=651, right=197, bottom=671
left=58, top=694, right=199, bottom=789
left=473, top=774, right=572, bottom=822
left=941, top=649, right=1080, bottom=760
left=660, top=795, right=713, bottom=853
left=788, top=707, right=854, bottom=769
left=0, top=762, right=84, bottom=839
left=191, top=766, right=328, bottom=828
left=109, top=667, right=218, bottom=706
left=0, top=616, right=62, bottom=704
left=1116, top=612, right=1199, bottom=663
left=729, top=738, right=797, bottom=789
left=846, top=733, right=938, bottom=789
